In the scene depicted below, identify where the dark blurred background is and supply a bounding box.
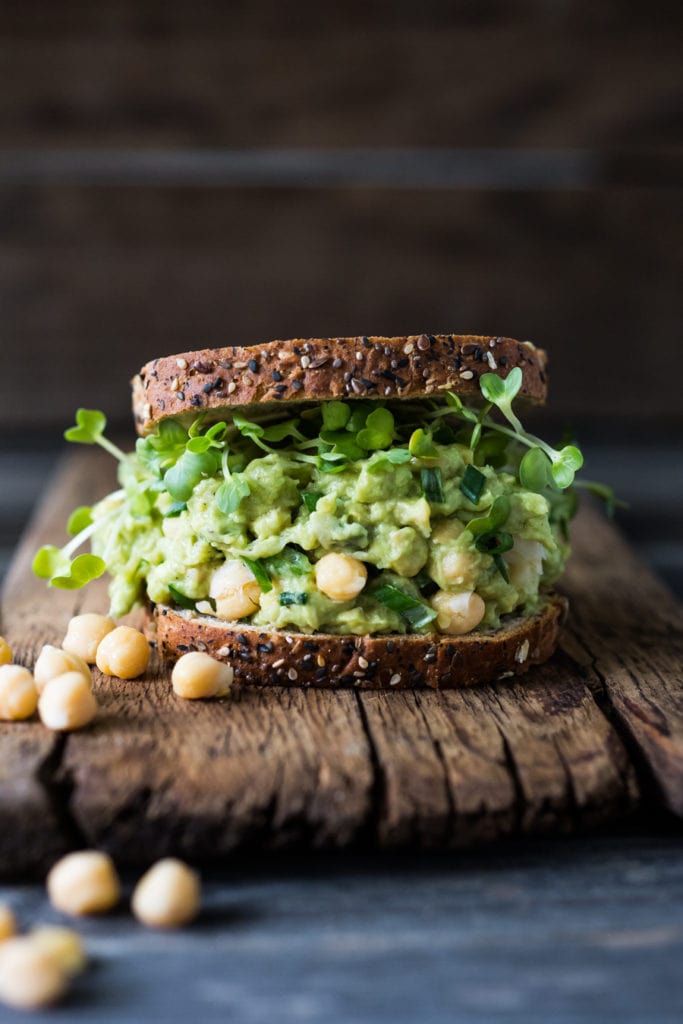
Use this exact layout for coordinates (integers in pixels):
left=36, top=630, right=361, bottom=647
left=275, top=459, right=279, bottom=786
left=0, top=1, right=681, bottom=588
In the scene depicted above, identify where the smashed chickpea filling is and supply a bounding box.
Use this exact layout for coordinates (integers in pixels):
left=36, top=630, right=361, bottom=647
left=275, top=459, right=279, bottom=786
left=88, top=399, right=572, bottom=636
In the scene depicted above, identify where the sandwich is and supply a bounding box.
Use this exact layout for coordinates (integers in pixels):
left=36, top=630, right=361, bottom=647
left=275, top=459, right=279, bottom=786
left=35, top=334, right=590, bottom=689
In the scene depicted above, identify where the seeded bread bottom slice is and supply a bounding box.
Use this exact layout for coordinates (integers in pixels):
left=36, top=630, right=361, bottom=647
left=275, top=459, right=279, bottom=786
left=132, top=334, right=548, bottom=435
left=150, top=594, right=567, bottom=690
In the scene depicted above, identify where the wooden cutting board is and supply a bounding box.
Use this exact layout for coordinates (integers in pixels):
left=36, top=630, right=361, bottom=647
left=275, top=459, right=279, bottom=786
left=1, top=451, right=682, bottom=876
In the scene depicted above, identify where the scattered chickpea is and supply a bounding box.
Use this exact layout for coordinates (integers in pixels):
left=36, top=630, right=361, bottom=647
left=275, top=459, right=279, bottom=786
left=96, top=626, right=150, bottom=679
left=132, top=858, right=201, bottom=929
left=0, top=637, right=11, bottom=667
left=0, top=904, right=16, bottom=942
left=204, top=559, right=262, bottom=621
left=34, top=644, right=91, bottom=694
left=430, top=590, right=487, bottom=635
left=38, top=672, right=98, bottom=731
left=47, top=851, right=120, bottom=917
left=315, top=553, right=367, bottom=603
left=0, top=936, right=68, bottom=1010
left=172, top=652, right=233, bottom=700
left=63, top=613, right=116, bottom=664
left=0, top=665, right=38, bottom=721
left=30, top=926, right=86, bottom=976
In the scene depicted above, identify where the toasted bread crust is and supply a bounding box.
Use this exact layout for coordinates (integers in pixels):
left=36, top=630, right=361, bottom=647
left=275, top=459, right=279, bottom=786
left=132, top=334, right=548, bottom=434
left=151, top=594, right=567, bottom=690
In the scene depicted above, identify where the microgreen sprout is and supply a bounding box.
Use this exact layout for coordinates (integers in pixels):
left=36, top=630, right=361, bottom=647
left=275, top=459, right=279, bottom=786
left=216, top=449, right=251, bottom=515
left=32, top=499, right=122, bottom=590
left=65, top=409, right=127, bottom=463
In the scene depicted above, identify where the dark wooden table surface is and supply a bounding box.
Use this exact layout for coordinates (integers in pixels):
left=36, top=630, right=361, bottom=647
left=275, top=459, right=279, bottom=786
left=0, top=837, right=682, bottom=1023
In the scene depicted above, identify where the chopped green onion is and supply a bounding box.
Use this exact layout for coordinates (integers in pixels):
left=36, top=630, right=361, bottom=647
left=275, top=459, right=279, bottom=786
left=461, top=465, right=486, bottom=504
left=373, top=584, right=437, bottom=630
left=493, top=554, right=510, bottom=582
left=168, top=583, right=216, bottom=612
left=241, top=556, right=273, bottom=593
left=421, top=466, right=445, bottom=504
left=279, top=592, right=308, bottom=606
left=474, top=530, right=514, bottom=556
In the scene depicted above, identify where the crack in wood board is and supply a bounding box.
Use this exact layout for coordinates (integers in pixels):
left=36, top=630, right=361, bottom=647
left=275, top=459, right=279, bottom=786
left=0, top=450, right=681, bottom=876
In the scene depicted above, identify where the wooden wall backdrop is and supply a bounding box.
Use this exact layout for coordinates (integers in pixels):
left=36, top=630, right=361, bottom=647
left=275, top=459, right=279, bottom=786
left=0, top=0, right=681, bottom=433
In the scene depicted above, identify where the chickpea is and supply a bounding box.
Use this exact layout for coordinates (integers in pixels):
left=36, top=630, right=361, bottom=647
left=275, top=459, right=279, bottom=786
left=38, top=672, right=98, bottom=731
left=172, top=652, right=233, bottom=700
left=132, top=858, right=201, bottom=929
left=0, top=904, right=16, bottom=942
left=440, top=549, right=479, bottom=588
left=63, top=613, right=116, bottom=664
left=388, top=528, right=428, bottom=578
left=315, top=553, right=367, bottom=602
left=431, top=518, right=465, bottom=545
left=0, top=637, right=11, bottom=666
left=30, top=926, right=86, bottom=976
left=47, top=851, right=120, bottom=917
left=0, top=937, right=68, bottom=1010
left=203, top=559, right=262, bottom=621
left=431, top=590, right=486, bottom=635
left=504, top=538, right=546, bottom=591
left=34, top=644, right=91, bottom=694
left=96, top=626, right=150, bottom=679
left=0, top=665, right=38, bottom=721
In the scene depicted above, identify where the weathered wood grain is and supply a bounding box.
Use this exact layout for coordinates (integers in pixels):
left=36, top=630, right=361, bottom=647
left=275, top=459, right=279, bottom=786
left=562, top=512, right=683, bottom=816
left=0, top=451, right=680, bottom=875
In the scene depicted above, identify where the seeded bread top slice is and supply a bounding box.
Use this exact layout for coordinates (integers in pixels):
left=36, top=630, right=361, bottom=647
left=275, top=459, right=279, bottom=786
left=132, top=334, right=548, bottom=434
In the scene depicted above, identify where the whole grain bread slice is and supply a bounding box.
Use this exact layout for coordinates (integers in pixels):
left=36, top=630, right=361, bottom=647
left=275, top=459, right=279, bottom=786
left=132, top=334, right=548, bottom=435
left=150, top=593, right=567, bottom=690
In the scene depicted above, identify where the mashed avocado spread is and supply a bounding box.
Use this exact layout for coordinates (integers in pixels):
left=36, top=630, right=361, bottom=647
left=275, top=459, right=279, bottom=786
left=49, top=369, right=581, bottom=638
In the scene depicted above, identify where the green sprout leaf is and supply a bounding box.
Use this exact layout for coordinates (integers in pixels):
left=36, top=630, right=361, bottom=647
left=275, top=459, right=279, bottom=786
left=320, top=430, right=365, bottom=461
left=33, top=545, right=69, bottom=580
left=466, top=495, right=511, bottom=538
left=321, top=401, right=351, bottom=432
left=64, top=408, right=107, bottom=445
left=216, top=474, right=251, bottom=515
left=50, top=553, right=106, bottom=590
left=444, top=392, right=478, bottom=423
left=262, top=419, right=304, bottom=443
left=408, top=429, right=439, bottom=460
left=240, top=556, right=273, bottom=593
left=369, top=448, right=412, bottom=470
left=164, top=449, right=219, bottom=502
left=519, top=446, right=554, bottom=492
left=265, top=547, right=313, bottom=578
left=66, top=506, right=93, bottom=536
left=301, top=491, right=321, bottom=512
left=551, top=445, right=584, bottom=489
left=479, top=367, right=524, bottom=434
left=356, top=407, right=395, bottom=452
left=64, top=408, right=126, bottom=462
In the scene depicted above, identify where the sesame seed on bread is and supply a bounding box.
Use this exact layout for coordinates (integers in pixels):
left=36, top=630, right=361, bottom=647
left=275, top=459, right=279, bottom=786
left=132, top=334, right=548, bottom=435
